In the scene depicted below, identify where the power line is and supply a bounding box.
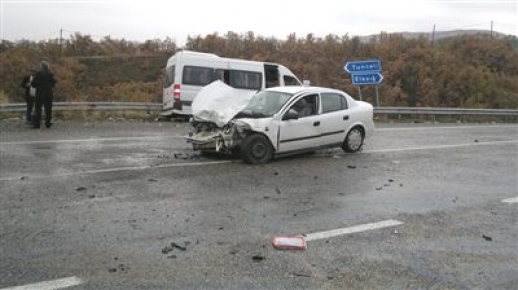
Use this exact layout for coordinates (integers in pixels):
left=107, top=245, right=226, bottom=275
left=438, top=21, right=492, bottom=32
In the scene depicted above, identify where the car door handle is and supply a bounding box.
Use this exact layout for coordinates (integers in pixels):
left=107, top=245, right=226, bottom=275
left=343, top=115, right=350, bottom=120
left=313, top=121, right=320, bottom=127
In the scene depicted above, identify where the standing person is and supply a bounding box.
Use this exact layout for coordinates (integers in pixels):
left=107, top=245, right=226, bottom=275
left=20, top=70, right=36, bottom=124
left=31, top=61, right=56, bottom=129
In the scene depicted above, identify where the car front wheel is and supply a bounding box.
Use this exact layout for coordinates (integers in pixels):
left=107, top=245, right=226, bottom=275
left=241, top=134, right=273, bottom=164
left=342, top=127, right=364, bottom=153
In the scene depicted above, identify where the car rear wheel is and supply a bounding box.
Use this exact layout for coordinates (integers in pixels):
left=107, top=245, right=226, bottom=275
left=241, top=134, right=273, bottom=164
left=342, top=127, right=364, bottom=153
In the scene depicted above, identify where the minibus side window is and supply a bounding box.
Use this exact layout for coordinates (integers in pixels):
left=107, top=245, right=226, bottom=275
left=283, top=75, right=301, bottom=86
left=164, top=65, right=175, bottom=88
left=229, top=70, right=262, bottom=90
left=214, top=69, right=230, bottom=84
left=182, top=66, right=214, bottom=86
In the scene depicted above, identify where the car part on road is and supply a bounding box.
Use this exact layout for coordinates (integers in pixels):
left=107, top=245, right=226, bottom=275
left=272, top=236, right=308, bottom=250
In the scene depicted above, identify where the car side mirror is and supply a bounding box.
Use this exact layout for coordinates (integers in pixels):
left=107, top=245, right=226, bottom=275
left=282, top=109, right=299, bottom=121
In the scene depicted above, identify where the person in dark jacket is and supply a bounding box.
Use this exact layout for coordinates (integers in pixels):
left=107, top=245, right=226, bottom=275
left=31, top=61, right=56, bottom=129
left=20, top=70, right=36, bottom=124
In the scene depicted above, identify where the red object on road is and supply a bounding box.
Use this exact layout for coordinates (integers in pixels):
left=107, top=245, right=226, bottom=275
left=272, top=236, right=307, bottom=250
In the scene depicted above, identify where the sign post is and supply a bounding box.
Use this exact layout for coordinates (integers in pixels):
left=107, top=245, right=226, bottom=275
left=344, top=60, right=383, bottom=106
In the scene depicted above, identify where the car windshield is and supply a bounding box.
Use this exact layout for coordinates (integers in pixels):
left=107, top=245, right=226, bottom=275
left=236, top=91, right=293, bottom=118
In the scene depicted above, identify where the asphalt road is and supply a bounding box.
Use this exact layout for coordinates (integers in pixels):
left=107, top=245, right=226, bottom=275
left=0, top=119, right=517, bottom=290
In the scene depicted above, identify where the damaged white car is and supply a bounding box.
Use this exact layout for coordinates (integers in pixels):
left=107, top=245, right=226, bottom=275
left=187, top=81, right=375, bottom=164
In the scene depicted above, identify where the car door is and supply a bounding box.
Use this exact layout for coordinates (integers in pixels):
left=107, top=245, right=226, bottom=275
left=318, top=92, right=351, bottom=146
left=277, top=94, right=321, bottom=153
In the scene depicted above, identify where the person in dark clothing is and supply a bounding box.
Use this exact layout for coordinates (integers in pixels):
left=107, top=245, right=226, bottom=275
left=20, top=70, right=37, bottom=124
left=31, top=61, right=56, bottom=129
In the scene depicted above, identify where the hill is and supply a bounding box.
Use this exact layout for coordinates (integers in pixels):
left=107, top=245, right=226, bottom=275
left=1, top=31, right=517, bottom=109
left=361, top=29, right=510, bottom=42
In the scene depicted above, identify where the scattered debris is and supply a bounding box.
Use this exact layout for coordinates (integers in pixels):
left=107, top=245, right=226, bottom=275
left=388, top=179, right=394, bottom=183
left=162, top=246, right=173, bottom=254
left=174, top=153, right=189, bottom=159
left=339, top=192, right=346, bottom=196
left=252, top=255, right=265, bottom=262
left=171, top=242, right=187, bottom=251
left=483, top=235, right=492, bottom=241
left=263, top=196, right=270, bottom=199
left=158, top=154, right=169, bottom=159
left=333, top=155, right=341, bottom=159
left=376, top=187, right=383, bottom=191
left=275, top=188, right=281, bottom=194
left=452, top=197, right=458, bottom=203
left=76, top=186, right=87, bottom=191
left=88, top=194, right=96, bottom=199
left=167, top=255, right=177, bottom=259
left=274, top=172, right=279, bottom=176
left=347, top=165, right=357, bottom=169
left=291, top=272, right=312, bottom=278
left=148, top=178, right=158, bottom=182
left=474, top=140, right=479, bottom=143
left=272, top=236, right=307, bottom=250
left=313, top=176, right=319, bottom=180
left=108, top=268, right=117, bottom=273
left=20, top=176, right=29, bottom=181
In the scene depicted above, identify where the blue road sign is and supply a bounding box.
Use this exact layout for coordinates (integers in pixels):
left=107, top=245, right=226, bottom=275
left=344, top=60, right=382, bottom=74
left=351, top=73, right=383, bottom=85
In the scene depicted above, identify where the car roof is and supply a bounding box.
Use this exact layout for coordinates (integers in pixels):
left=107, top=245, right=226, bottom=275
left=265, top=86, right=345, bottom=95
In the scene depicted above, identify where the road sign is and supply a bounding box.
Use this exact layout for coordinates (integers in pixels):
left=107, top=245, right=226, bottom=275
left=351, top=73, right=383, bottom=85
left=344, top=60, right=381, bottom=74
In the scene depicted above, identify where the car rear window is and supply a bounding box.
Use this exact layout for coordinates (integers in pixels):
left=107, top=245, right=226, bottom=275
left=321, top=93, right=347, bottom=113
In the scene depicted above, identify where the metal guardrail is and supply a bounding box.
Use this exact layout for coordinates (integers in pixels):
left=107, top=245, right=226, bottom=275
left=1, top=102, right=517, bottom=116
left=374, top=106, right=518, bottom=116
left=0, top=102, right=162, bottom=112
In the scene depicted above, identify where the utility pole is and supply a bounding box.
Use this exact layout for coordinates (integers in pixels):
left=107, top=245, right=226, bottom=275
left=431, top=24, right=436, bottom=45
left=59, top=28, right=63, bottom=57
left=490, top=21, right=493, bottom=39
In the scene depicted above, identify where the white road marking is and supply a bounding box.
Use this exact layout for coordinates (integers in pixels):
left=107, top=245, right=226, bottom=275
left=0, top=277, right=83, bottom=290
left=0, top=160, right=234, bottom=181
left=1, top=124, right=515, bottom=146
left=0, top=135, right=185, bottom=146
left=364, top=140, right=517, bottom=154
left=304, top=220, right=403, bottom=242
left=502, top=197, right=518, bottom=203
left=376, top=124, right=518, bottom=131
left=1, top=140, right=516, bottom=181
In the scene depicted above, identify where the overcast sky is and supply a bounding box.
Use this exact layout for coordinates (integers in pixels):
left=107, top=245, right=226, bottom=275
left=1, top=0, right=517, bottom=45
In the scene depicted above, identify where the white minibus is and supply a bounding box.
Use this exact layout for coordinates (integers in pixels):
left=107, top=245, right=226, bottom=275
left=162, top=50, right=301, bottom=116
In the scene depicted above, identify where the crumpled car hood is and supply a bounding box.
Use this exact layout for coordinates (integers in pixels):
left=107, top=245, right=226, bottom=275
left=192, top=81, right=257, bottom=127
